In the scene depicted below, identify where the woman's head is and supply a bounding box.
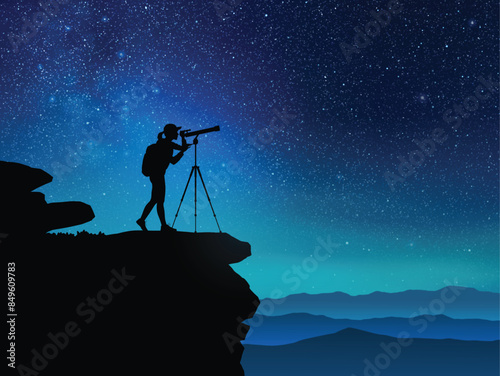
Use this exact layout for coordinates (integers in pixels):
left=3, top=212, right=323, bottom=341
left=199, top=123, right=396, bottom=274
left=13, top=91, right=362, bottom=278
left=158, top=123, right=181, bottom=140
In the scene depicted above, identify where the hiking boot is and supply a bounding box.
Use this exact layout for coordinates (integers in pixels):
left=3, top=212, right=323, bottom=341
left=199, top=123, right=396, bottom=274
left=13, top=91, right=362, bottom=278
left=161, top=224, right=177, bottom=232
left=136, top=218, right=148, bottom=232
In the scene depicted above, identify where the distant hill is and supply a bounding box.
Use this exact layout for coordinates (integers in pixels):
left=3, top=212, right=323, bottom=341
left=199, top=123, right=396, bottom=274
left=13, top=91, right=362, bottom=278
left=258, top=287, right=500, bottom=320
left=243, top=313, right=500, bottom=345
left=242, top=328, right=500, bottom=376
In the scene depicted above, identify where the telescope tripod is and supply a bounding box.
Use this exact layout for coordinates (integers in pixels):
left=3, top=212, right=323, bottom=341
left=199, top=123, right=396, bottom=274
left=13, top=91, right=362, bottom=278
left=172, top=136, right=221, bottom=233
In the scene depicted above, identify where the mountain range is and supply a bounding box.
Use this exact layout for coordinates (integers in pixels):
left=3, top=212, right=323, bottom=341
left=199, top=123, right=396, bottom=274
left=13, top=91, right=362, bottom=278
left=242, top=328, right=500, bottom=376
left=258, top=287, right=500, bottom=320
left=243, top=313, right=500, bottom=345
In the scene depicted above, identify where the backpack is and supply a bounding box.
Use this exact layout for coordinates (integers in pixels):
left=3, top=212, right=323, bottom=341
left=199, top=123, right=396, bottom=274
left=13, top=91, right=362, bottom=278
left=142, top=143, right=161, bottom=177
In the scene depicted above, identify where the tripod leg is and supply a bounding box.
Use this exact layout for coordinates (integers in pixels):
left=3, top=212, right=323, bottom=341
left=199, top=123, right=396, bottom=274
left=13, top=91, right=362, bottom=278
left=196, top=167, right=222, bottom=233
left=194, top=163, right=197, bottom=233
left=172, top=167, right=195, bottom=228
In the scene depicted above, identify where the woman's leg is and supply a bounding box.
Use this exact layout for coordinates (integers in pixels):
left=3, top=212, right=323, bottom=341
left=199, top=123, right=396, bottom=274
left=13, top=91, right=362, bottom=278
left=139, top=177, right=158, bottom=220
left=152, top=175, right=167, bottom=227
left=139, top=200, right=155, bottom=222
left=137, top=175, right=164, bottom=231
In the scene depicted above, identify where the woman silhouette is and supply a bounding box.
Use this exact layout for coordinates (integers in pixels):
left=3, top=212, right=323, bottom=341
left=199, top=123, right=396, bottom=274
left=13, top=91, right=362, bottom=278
left=137, top=124, right=189, bottom=231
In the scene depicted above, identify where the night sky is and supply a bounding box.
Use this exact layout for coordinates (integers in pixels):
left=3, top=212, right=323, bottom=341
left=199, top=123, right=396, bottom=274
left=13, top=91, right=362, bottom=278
left=0, top=0, right=498, bottom=298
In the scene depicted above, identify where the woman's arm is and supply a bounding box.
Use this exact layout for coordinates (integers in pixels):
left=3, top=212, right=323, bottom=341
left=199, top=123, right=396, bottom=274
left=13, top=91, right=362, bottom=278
left=170, top=150, right=184, bottom=165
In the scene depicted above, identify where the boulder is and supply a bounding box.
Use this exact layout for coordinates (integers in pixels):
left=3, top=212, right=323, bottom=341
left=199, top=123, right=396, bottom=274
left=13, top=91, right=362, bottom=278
left=0, top=161, right=94, bottom=235
left=0, top=161, right=52, bottom=195
left=42, top=202, right=95, bottom=232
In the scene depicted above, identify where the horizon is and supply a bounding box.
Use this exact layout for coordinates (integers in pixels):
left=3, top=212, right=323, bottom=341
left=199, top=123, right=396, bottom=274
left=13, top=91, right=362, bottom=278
left=258, top=284, right=500, bottom=298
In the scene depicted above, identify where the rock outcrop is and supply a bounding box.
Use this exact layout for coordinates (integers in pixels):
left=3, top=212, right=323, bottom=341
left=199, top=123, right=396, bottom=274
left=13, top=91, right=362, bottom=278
left=0, top=161, right=94, bottom=235
left=5, top=231, right=259, bottom=375
left=2, top=162, right=259, bottom=375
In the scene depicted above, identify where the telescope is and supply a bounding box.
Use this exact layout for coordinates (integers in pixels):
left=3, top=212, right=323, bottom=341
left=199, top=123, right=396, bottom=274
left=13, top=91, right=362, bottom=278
left=180, top=126, right=220, bottom=138
left=173, top=124, right=222, bottom=233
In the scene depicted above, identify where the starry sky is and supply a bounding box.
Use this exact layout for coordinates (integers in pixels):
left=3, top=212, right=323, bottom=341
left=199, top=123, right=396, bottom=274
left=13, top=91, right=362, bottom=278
left=0, top=0, right=498, bottom=299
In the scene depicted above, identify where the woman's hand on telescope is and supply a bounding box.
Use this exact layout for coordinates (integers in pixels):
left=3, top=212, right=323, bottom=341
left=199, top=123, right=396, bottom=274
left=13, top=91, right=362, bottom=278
left=181, top=135, right=191, bottom=152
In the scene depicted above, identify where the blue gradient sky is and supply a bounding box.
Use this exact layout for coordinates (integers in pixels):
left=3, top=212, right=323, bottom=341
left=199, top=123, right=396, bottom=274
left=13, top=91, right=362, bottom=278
left=0, top=0, right=498, bottom=298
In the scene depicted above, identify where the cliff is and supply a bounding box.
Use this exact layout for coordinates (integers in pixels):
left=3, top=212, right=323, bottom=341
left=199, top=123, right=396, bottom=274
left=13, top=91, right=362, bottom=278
left=2, top=161, right=259, bottom=375
left=5, top=229, right=259, bottom=375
